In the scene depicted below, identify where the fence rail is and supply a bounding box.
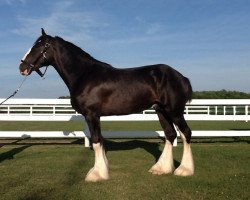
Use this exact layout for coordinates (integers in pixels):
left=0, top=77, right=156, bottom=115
left=0, top=98, right=249, bottom=147
left=0, top=99, right=249, bottom=120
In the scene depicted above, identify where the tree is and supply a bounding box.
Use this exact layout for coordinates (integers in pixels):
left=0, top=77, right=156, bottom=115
left=192, top=90, right=250, bottom=99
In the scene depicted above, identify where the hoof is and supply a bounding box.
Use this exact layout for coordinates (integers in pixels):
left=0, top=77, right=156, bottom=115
left=85, top=168, right=109, bottom=182
left=148, top=163, right=174, bottom=175
left=174, top=165, right=194, bottom=176
left=148, top=168, right=166, bottom=175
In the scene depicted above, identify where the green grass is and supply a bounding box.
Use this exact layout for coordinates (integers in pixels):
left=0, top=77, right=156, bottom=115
left=0, top=142, right=249, bottom=200
left=0, top=121, right=249, bottom=199
left=0, top=121, right=250, bottom=131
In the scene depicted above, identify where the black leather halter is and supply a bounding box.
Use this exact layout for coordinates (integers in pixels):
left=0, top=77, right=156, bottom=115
left=21, top=42, right=51, bottom=77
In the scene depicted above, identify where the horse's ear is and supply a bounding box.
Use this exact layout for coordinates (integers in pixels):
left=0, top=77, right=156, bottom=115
left=41, top=28, right=46, bottom=36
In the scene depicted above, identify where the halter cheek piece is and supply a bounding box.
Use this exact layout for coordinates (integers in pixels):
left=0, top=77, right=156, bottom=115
left=21, top=42, right=51, bottom=77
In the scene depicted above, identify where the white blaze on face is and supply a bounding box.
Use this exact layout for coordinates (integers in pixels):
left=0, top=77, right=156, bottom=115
left=20, top=47, right=32, bottom=75
left=20, top=47, right=32, bottom=64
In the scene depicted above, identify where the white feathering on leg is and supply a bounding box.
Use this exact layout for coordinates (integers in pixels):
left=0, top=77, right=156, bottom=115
left=85, top=143, right=109, bottom=182
left=149, top=140, right=175, bottom=175
left=174, top=131, right=194, bottom=176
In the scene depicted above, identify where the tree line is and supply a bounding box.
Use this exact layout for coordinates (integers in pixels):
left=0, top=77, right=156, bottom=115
left=59, top=90, right=250, bottom=99
left=192, top=90, right=250, bottom=99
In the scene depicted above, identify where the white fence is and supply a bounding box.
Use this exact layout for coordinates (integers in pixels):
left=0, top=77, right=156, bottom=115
left=0, top=98, right=249, bottom=147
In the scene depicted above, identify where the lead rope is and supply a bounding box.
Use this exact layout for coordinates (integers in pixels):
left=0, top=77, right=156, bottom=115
left=0, top=75, right=28, bottom=105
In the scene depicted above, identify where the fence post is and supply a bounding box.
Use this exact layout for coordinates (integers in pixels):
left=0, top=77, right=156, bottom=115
left=85, top=137, right=90, bottom=147
left=53, top=106, right=56, bottom=116
left=84, top=122, right=90, bottom=147
left=173, top=138, right=177, bottom=147
left=246, top=105, right=248, bottom=122
left=173, top=124, right=178, bottom=147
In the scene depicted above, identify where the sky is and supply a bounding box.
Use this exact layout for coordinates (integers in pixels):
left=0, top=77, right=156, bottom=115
left=0, top=0, right=249, bottom=98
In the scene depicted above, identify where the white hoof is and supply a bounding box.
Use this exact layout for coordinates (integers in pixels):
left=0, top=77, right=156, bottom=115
left=85, top=167, right=109, bottom=182
left=173, top=131, right=194, bottom=177
left=174, top=165, right=194, bottom=176
left=148, top=163, right=174, bottom=175
left=149, top=140, right=174, bottom=175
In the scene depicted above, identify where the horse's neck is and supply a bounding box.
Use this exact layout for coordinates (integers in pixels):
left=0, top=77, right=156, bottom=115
left=52, top=41, right=92, bottom=94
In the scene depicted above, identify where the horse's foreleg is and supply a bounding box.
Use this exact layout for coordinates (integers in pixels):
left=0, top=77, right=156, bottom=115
left=85, top=114, right=109, bottom=182
left=85, top=142, right=109, bottom=182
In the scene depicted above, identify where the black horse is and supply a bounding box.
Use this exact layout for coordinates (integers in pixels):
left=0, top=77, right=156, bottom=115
left=20, top=29, right=194, bottom=182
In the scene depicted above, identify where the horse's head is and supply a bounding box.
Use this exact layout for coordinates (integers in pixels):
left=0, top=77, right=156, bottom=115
left=19, top=28, right=53, bottom=77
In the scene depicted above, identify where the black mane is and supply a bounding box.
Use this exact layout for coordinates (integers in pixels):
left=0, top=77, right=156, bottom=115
left=54, top=36, right=111, bottom=67
left=33, top=35, right=43, bottom=45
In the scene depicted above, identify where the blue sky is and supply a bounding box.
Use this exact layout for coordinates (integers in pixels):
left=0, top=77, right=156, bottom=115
left=0, top=0, right=250, bottom=98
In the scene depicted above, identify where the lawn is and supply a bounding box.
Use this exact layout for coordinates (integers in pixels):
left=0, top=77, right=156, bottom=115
left=0, top=120, right=250, bottom=131
left=0, top=121, right=250, bottom=199
left=0, top=141, right=249, bottom=200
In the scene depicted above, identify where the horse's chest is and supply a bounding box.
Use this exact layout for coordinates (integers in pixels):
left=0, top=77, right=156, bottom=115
left=70, top=97, right=86, bottom=114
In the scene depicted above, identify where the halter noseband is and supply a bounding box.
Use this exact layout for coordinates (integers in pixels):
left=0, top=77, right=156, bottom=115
left=21, top=42, right=51, bottom=77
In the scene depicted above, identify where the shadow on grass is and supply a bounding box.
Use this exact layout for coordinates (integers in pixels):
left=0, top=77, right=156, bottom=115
left=191, top=137, right=250, bottom=144
left=0, top=145, right=30, bottom=163
left=104, top=139, right=180, bottom=168
left=105, top=139, right=162, bottom=162
left=0, top=138, right=85, bottom=146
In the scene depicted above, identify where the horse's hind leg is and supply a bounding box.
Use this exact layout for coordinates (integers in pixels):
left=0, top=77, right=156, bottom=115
left=172, top=115, right=194, bottom=176
left=149, top=108, right=175, bottom=175
left=84, top=113, right=109, bottom=182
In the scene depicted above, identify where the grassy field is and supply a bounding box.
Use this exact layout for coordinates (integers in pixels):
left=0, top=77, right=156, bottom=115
left=0, top=141, right=249, bottom=200
left=0, top=121, right=249, bottom=199
left=0, top=120, right=250, bottom=131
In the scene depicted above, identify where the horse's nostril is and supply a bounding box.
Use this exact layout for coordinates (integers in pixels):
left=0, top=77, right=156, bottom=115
left=20, top=68, right=29, bottom=75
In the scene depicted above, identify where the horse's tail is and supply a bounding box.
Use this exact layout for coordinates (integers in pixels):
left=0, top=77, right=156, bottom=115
left=183, top=77, right=193, bottom=103
left=157, top=65, right=193, bottom=110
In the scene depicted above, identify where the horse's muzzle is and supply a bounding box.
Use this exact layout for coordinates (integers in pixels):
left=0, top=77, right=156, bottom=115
left=20, top=61, right=46, bottom=77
